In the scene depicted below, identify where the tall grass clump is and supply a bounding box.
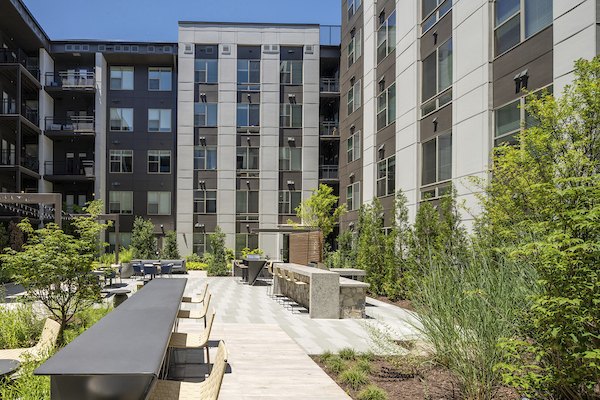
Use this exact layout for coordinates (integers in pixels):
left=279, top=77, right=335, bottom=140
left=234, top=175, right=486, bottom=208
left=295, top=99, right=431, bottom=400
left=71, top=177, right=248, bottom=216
left=0, top=305, right=44, bottom=349
left=411, top=247, right=537, bottom=400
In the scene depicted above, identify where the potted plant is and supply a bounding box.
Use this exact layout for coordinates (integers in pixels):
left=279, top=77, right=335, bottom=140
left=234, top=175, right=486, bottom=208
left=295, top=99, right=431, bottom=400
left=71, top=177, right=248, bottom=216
left=119, top=247, right=134, bottom=279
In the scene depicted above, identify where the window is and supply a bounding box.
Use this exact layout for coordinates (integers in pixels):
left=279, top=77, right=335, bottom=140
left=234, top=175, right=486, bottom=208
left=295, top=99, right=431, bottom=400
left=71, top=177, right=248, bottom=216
left=494, top=0, right=552, bottom=56
left=109, top=108, right=134, bottom=131
left=279, top=191, right=302, bottom=214
left=237, top=60, right=260, bottom=90
left=237, top=104, right=260, bottom=127
left=110, top=67, right=134, bottom=90
left=236, top=147, right=260, bottom=170
left=422, top=132, right=452, bottom=186
left=377, top=156, right=396, bottom=197
left=109, top=232, right=132, bottom=251
left=279, top=147, right=302, bottom=171
left=194, top=103, right=218, bottom=127
left=235, top=233, right=258, bottom=257
left=109, top=191, right=133, bottom=214
left=348, top=0, right=362, bottom=19
left=348, top=29, right=362, bottom=67
left=148, top=150, right=171, bottom=174
left=422, top=0, right=452, bottom=33
left=148, top=109, right=171, bottom=132
left=377, top=11, right=396, bottom=63
left=347, top=182, right=361, bottom=211
left=236, top=191, right=259, bottom=214
left=147, top=191, right=171, bottom=215
left=377, top=83, right=396, bottom=130
left=109, top=150, right=133, bottom=173
left=193, top=233, right=212, bottom=255
left=195, top=59, right=218, bottom=83
left=194, top=146, right=217, bottom=170
left=194, top=190, right=216, bottom=214
left=280, top=60, right=303, bottom=85
left=148, top=67, right=172, bottom=91
left=347, top=130, right=361, bottom=163
left=280, top=104, right=302, bottom=128
left=347, top=79, right=361, bottom=115
left=421, top=38, right=452, bottom=115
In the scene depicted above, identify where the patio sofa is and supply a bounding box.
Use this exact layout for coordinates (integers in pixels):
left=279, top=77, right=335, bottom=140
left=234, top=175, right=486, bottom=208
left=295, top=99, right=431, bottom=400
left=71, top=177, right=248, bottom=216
left=132, top=259, right=187, bottom=274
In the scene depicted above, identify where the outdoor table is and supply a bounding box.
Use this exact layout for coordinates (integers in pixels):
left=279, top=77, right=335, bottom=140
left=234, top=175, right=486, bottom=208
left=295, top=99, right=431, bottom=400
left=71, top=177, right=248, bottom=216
left=0, top=359, right=20, bottom=377
left=35, top=278, right=187, bottom=400
left=243, top=258, right=267, bottom=285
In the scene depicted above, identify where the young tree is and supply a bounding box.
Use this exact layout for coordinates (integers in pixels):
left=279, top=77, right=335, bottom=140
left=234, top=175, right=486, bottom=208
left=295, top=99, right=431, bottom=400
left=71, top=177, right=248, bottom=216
left=206, top=226, right=228, bottom=276
left=383, top=191, right=411, bottom=300
left=1, top=201, right=108, bottom=344
left=482, top=57, right=600, bottom=398
left=162, top=231, right=180, bottom=259
left=292, top=184, right=346, bottom=238
left=356, top=199, right=387, bottom=295
left=130, top=217, right=157, bottom=259
left=8, top=220, right=24, bottom=252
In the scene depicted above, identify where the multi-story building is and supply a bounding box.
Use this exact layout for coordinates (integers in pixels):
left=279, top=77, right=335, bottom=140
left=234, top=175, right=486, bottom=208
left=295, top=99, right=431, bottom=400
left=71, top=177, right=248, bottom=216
left=339, top=0, right=597, bottom=231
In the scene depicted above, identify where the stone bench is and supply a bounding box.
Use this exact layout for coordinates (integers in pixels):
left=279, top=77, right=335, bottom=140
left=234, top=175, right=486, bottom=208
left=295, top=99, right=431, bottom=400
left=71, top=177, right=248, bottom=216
left=330, top=268, right=367, bottom=282
left=339, top=277, right=369, bottom=318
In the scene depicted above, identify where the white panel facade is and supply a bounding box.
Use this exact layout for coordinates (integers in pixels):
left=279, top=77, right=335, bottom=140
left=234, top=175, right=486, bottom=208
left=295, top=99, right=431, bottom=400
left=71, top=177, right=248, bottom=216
left=362, top=0, right=377, bottom=203
left=94, top=52, right=107, bottom=207
left=38, top=48, right=54, bottom=194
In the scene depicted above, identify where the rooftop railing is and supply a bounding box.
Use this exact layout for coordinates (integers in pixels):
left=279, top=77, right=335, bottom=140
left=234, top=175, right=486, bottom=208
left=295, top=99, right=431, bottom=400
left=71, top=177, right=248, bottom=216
left=44, top=160, right=95, bottom=176
left=0, top=48, right=40, bottom=79
left=45, top=116, right=95, bottom=133
left=44, top=71, right=95, bottom=89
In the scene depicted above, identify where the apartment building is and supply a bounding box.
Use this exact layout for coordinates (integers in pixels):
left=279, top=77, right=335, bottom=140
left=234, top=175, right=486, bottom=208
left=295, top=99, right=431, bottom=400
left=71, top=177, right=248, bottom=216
left=339, top=0, right=598, bottom=231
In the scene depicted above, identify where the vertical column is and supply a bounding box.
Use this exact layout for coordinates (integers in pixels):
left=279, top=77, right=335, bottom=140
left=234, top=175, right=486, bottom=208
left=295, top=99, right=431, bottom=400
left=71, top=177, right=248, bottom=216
left=38, top=48, right=54, bottom=194
left=362, top=0, right=378, bottom=203
left=302, top=32, right=321, bottom=201
left=94, top=52, right=107, bottom=206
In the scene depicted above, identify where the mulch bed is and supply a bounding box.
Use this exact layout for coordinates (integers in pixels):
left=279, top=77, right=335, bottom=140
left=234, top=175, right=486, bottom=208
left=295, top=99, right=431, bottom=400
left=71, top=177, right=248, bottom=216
left=311, top=356, right=521, bottom=400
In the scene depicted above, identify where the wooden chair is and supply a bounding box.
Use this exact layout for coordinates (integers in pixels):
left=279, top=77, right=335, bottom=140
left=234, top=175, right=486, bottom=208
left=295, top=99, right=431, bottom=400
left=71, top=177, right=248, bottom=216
left=181, top=282, right=208, bottom=304
left=177, top=293, right=212, bottom=328
left=0, top=318, right=60, bottom=362
left=149, top=341, right=228, bottom=400
left=169, top=309, right=216, bottom=363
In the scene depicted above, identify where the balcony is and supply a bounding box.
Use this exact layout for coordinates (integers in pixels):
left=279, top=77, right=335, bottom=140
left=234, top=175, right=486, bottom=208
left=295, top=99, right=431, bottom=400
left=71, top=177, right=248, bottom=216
left=44, top=116, right=95, bottom=138
left=44, top=71, right=95, bottom=92
left=44, top=160, right=95, bottom=182
left=22, top=155, right=39, bottom=173
left=320, top=121, right=339, bottom=137
left=319, top=78, right=339, bottom=94
left=319, top=165, right=339, bottom=180
left=0, top=48, right=40, bottom=80
left=0, top=100, right=40, bottom=130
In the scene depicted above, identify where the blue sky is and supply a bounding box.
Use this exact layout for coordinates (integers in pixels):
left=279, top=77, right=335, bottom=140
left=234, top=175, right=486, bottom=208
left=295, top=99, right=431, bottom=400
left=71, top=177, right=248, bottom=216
left=23, top=0, right=341, bottom=42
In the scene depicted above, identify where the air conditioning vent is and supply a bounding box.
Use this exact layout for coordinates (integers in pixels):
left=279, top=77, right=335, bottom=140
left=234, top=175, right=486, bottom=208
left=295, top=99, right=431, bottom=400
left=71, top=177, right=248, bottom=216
left=115, top=45, right=122, bottom=52
left=305, top=45, right=314, bottom=54
left=123, top=45, right=130, bottom=52
left=147, top=45, right=155, bottom=53
left=184, top=44, right=193, bottom=54
left=221, top=45, right=231, bottom=55
left=82, top=44, right=90, bottom=52
left=131, top=45, right=139, bottom=52
left=164, top=46, right=173, bottom=53
left=263, top=44, right=279, bottom=54
left=205, top=47, right=214, bottom=54
left=98, top=45, right=106, bottom=52
left=65, top=44, right=73, bottom=51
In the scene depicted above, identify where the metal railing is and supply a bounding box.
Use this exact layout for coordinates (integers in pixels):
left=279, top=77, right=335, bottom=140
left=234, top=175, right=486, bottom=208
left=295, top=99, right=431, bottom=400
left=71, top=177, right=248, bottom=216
left=0, top=48, right=40, bottom=79
left=44, top=160, right=95, bottom=176
left=45, top=116, right=95, bottom=133
left=0, top=100, right=38, bottom=125
left=0, top=150, right=16, bottom=166
left=23, top=106, right=38, bottom=125
left=320, top=78, right=340, bottom=93
left=319, top=165, right=339, bottom=180
left=44, top=71, right=95, bottom=89
left=0, top=99, right=16, bottom=114
left=320, top=121, right=339, bottom=136
left=22, top=156, right=39, bottom=172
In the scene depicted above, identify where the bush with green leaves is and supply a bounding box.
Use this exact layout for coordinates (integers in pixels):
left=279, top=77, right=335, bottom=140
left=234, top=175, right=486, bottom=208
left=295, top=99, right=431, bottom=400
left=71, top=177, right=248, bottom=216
left=0, top=305, right=44, bottom=349
left=0, top=357, right=50, bottom=400
left=325, top=355, right=347, bottom=374
left=339, top=367, right=369, bottom=391
left=206, top=226, right=229, bottom=276
left=186, top=261, right=208, bottom=271
left=130, top=217, right=157, bottom=259
left=339, top=347, right=357, bottom=361
left=186, top=253, right=203, bottom=263
left=357, top=385, right=388, bottom=400
left=162, top=230, right=180, bottom=259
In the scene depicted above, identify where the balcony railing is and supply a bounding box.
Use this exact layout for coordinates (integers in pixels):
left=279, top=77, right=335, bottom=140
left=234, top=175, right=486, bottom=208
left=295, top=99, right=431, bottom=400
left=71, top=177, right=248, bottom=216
left=320, top=121, right=339, bottom=136
left=320, top=78, right=340, bottom=93
left=44, top=160, right=95, bottom=176
left=24, top=106, right=38, bottom=125
left=0, top=150, right=16, bottom=166
left=45, top=71, right=95, bottom=89
left=0, top=48, right=40, bottom=79
left=0, top=99, right=16, bottom=114
left=22, top=156, right=39, bottom=172
left=45, top=116, right=95, bottom=133
left=1, top=100, right=39, bottom=125
left=319, top=165, right=339, bottom=180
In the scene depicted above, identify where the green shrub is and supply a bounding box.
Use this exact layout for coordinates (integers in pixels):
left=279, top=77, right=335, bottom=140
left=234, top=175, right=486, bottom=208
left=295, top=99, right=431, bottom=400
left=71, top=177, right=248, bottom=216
left=339, top=367, right=369, bottom=391
left=186, top=253, right=203, bottom=263
left=357, top=385, right=388, bottom=400
left=325, top=356, right=347, bottom=374
left=356, top=358, right=373, bottom=374
left=118, top=247, right=133, bottom=263
left=206, top=227, right=229, bottom=276
left=162, top=231, right=180, bottom=259
left=186, top=262, right=208, bottom=271
left=358, top=351, right=375, bottom=362
left=319, top=350, right=334, bottom=363
left=0, top=305, right=44, bottom=349
left=240, top=247, right=264, bottom=258
left=338, top=347, right=357, bottom=361
left=63, top=305, right=111, bottom=345
left=0, top=357, right=50, bottom=399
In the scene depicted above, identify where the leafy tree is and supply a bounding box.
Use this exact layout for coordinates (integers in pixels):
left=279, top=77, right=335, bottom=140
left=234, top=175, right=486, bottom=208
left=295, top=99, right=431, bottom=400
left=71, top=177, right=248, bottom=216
left=130, top=217, right=157, bottom=259
left=481, top=57, right=600, bottom=398
left=0, top=223, right=10, bottom=283
left=1, top=201, right=108, bottom=344
left=205, top=226, right=229, bottom=276
left=162, top=231, right=180, bottom=259
left=383, top=191, right=411, bottom=300
left=8, top=220, right=24, bottom=252
left=292, top=184, right=346, bottom=239
left=356, top=199, right=387, bottom=295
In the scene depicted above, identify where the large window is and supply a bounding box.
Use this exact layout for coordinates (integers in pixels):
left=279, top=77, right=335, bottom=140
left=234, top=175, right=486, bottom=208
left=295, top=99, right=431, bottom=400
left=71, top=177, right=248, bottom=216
left=148, top=109, right=171, bottom=132
left=147, top=191, right=171, bottom=215
left=109, top=191, right=133, bottom=214
left=236, top=147, right=260, bottom=170
left=237, top=104, right=260, bottom=127
left=279, top=147, right=302, bottom=171
left=109, top=108, right=134, bottom=131
left=280, top=104, right=302, bottom=128
left=494, top=0, right=552, bottom=56
left=148, top=150, right=171, bottom=174
left=377, top=83, right=396, bottom=131
left=348, top=29, right=362, bottom=67
left=194, top=190, right=216, bottom=214
left=195, top=60, right=218, bottom=83
left=237, top=60, right=260, bottom=91
left=347, top=130, right=361, bottom=163
left=109, top=150, right=133, bottom=173
left=194, top=103, right=218, bottom=127
left=194, top=146, right=217, bottom=170
left=236, top=191, right=259, bottom=214
left=421, top=38, right=452, bottom=115
left=377, top=11, right=396, bottom=64
left=148, top=67, right=172, bottom=91
left=422, top=132, right=452, bottom=187
left=279, top=191, right=302, bottom=214
left=347, top=181, right=361, bottom=211
left=348, top=0, right=362, bottom=19
left=193, top=233, right=212, bottom=255
left=110, top=67, right=134, bottom=90
left=422, top=0, right=452, bottom=33
left=347, top=79, right=362, bottom=115
left=377, top=156, right=396, bottom=197
left=280, top=60, right=303, bottom=85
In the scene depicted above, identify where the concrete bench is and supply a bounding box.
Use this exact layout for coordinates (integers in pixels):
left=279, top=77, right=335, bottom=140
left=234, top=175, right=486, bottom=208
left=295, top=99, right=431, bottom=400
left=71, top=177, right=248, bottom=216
left=339, top=277, right=369, bottom=318
left=330, top=268, right=367, bottom=282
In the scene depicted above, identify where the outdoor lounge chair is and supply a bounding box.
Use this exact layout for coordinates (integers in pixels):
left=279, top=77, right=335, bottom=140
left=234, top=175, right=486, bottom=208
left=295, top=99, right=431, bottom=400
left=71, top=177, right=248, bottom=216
left=169, top=309, right=215, bottom=363
left=177, top=292, right=211, bottom=328
left=149, top=341, right=228, bottom=400
left=181, top=282, right=208, bottom=304
left=0, top=318, right=60, bottom=362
